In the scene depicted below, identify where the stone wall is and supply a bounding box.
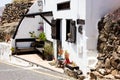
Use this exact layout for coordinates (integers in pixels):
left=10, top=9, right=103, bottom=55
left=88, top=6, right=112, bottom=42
left=0, top=2, right=33, bottom=41
left=1, top=2, right=32, bottom=24
left=89, top=8, right=120, bottom=80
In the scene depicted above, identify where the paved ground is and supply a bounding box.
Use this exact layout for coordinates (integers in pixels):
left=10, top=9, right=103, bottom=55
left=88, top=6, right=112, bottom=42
left=0, top=61, right=71, bottom=80
left=13, top=54, right=64, bottom=73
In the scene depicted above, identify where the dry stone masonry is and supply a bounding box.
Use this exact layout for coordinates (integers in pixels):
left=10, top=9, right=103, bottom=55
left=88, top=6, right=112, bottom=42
left=1, top=2, right=32, bottom=24
left=89, top=8, right=120, bottom=80
left=0, top=1, right=33, bottom=41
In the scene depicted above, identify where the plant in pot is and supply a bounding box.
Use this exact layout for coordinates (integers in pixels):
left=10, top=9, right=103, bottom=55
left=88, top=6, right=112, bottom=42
left=36, top=32, right=46, bottom=47
left=38, top=32, right=46, bottom=41
left=44, top=44, right=54, bottom=61
left=29, top=31, right=46, bottom=41
left=29, top=31, right=46, bottom=48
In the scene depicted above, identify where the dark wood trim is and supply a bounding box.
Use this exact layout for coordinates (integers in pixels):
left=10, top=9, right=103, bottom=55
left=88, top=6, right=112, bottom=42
left=39, top=14, right=53, bottom=27
left=13, top=9, right=29, bottom=39
left=41, top=11, right=53, bottom=16
left=23, top=11, right=53, bottom=27
left=15, top=38, right=35, bottom=42
left=22, top=11, right=53, bottom=17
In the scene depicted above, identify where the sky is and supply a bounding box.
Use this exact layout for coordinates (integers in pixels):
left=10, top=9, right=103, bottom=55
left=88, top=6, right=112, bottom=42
left=0, top=0, right=12, bottom=7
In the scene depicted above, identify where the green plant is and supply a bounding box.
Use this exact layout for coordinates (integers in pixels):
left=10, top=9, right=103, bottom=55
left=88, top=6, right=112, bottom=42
left=29, top=31, right=36, bottom=38
left=44, top=44, right=54, bottom=61
left=38, top=32, right=46, bottom=41
left=44, top=44, right=53, bottom=55
left=11, top=47, right=15, bottom=52
left=29, top=31, right=46, bottom=41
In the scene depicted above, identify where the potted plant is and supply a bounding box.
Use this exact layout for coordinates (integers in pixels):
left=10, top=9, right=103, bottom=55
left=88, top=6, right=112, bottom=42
left=35, top=32, right=46, bottom=47
left=29, top=31, right=46, bottom=41
left=29, top=31, right=46, bottom=48
left=38, top=32, right=46, bottom=41
left=44, top=44, right=54, bottom=61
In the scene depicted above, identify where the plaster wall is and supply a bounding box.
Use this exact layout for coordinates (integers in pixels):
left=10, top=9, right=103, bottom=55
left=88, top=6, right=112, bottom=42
left=43, top=0, right=86, bottom=73
left=43, top=0, right=120, bottom=74
left=13, top=0, right=43, bottom=47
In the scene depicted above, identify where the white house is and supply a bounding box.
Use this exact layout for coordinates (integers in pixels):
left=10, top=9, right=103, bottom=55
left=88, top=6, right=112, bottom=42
left=42, top=0, right=120, bottom=74
left=13, top=0, right=120, bottom=75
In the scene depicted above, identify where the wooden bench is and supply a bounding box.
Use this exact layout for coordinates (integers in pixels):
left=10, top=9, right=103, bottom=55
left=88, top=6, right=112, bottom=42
left=14, top=38, right=44, bottom=55
left=15, top=38, right=36, bottom=54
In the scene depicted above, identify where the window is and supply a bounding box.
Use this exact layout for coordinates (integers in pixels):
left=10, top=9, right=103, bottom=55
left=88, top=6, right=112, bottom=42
left=66, top=20, right=76, bottom=43
left=66, top=20, right=71, bottom=40
left=57, top=1, right=70, bottom=11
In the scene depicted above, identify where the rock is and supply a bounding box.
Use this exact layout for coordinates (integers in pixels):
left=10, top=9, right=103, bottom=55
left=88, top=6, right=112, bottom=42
left=105, top=58, right=111, bottom=69
left=110, top=56, right=119, bottom=69
left=106, top=69, right=112, bottom=74
left=92, top=71, right=104, bottom=79
left=104, top=74, right=114, bottom=80
left=117, top=64, right=120, bottom=70
left=95, top=61, right=103, bottom=69
left=117, top=46, right=120, bottom=53
left=77, top=75, right=85, bottom=80
left=89, top=72, right=97, bottom=79
left=98, top=68, right=107, bottom=75
left=114, top=74, right=120, bottom=79
left=111, top=70, right=118, bottom=76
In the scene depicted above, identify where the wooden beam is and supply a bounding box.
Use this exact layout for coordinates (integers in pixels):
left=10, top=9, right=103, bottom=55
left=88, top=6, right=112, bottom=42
left=22, top=11, right=53, bottom=17
left=22, top=11, right=53, bottom=26
left=39, top=14, right=53, bottom=27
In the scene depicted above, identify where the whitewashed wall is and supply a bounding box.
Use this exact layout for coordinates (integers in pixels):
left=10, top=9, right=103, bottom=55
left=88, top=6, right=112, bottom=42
left=13, top=0, right=43, bottom=47
left=0, top=42, right=12, bottom=61
left=43, top=0, right=86, bottom=72
left=43, top=0, right=120, bottom=74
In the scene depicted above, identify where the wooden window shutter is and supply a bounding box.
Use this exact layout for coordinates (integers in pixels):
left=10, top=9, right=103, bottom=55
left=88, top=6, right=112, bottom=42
left=51, top=19, right=57, bottom=39
left=70, top=20, right=76, bottom=43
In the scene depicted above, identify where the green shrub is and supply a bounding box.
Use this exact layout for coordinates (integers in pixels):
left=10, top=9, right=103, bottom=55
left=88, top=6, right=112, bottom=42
left=38, top=32, right=46, bottom=41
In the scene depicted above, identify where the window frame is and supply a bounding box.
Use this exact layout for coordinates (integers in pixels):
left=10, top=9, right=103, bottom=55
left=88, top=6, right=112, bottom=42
left=57, top=1, right=70, bottom=11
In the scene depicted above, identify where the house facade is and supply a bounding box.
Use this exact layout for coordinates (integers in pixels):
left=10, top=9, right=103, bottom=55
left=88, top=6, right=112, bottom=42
left=42, top=0, right=120, bottom=74
left=12, top=0, right=120, bottom=74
